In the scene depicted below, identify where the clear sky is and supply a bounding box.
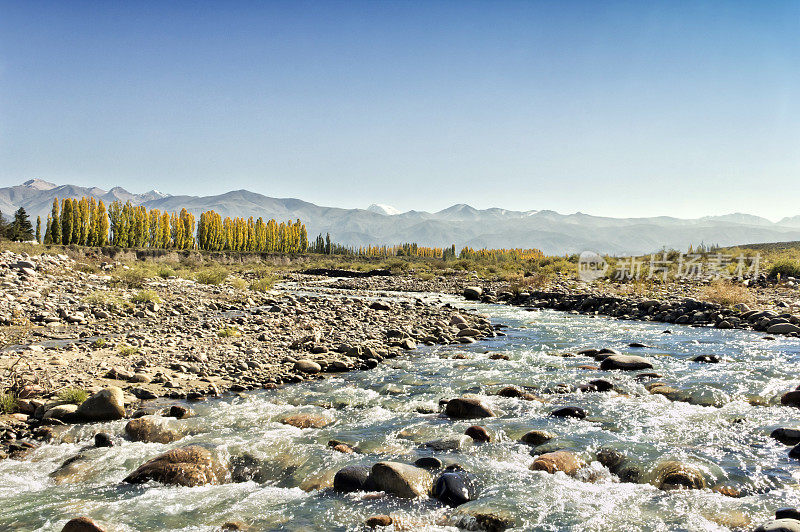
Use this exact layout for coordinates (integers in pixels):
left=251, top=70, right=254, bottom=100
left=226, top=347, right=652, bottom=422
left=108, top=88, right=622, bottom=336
left=1, top=1, right=798, bottom=220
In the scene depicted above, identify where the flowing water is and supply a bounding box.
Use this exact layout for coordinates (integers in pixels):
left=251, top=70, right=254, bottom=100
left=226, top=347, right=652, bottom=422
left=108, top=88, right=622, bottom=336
left=3, top=294, right=800, bottom=531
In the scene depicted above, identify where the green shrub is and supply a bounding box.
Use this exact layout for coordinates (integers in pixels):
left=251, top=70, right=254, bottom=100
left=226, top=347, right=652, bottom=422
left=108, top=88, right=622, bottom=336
left=769, top=259, right=800, bottom=279
left=218, top=326, right=241, bottom=338
left=118, top=344, right=140, bottom=356
left=90, top=337, right=107, bottom=349
left=229, top=277, right=248, bottom=290
left=249, top=277, right=275, bottom=292
left=113, top=267, right=151, bottom=288
left=0, top=392, right=18, bottom=414
left=131, top=289, right=162, bottom=304
left=57, top=388, right=89, bottom=405
left=196, top=268, right=229, bottom=285
left=156, top=265, right=176, bottom=278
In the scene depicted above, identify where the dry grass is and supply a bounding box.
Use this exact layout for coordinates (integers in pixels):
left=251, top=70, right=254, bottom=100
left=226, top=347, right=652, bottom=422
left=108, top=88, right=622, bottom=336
left=701, top=280, right=754, bottom=307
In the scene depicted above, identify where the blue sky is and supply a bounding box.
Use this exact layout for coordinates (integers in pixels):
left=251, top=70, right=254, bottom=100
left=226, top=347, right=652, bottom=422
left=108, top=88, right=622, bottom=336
left=1, top=1, right=798, bottom=219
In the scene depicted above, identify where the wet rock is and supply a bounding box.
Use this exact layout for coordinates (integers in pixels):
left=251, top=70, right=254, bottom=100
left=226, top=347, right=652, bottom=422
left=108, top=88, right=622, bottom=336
left=61, top=517, right=107, bottom=532
left=445, top=397, right=495, bottom=419
left=651, top=461, right=706, bottom=490
left=465, top=425, right=491, bottom=442
left=789, top=444, right=800, bottom=460
left=771, top=428, right=800, bottom=445
left=124, top=417, right=182, bottom=444
left=767, top=323, right=800, bottom=335
left=220, top=521, right=250, bottom=531
left=165, top=405, right=194, bottom=419
left=368, top=461, right=433, bottom=498
left=530, top=451, right=584, bottom=475
left=75, top=387, right=126, bottom=422
left=777, top=509, right=800, bottom=521
left=415, top=457, right=443, bottom=469
left=433, top=470, right=479, bottom=507
left=123, top=445, right=228, bottom=487
left=369, top=301, right=391, bottom=311
left=424, top=436, right=472, bottom=451
left=463, top=287, right=483, bottom=301
left=280, top=413, right=331, bottom=429
left=781, top=391, right=800, bottom=407
left=520, top=430, right=556, bottom=446
left=600, top=355, right=653, bottom=371
left=51, top=453, right=97, bottom=484
left=94, top=432, right=113, bottom=447
left=549, top=407, right=586, bottom=419
left=693, top=355, right=720, bottom=363
left=754, top=519, right=800, bottom=532
left=596, top=448, right=641, bottom=482
left=365, top=515, right=393, bottom=528
left=588, top=379, right=614, bottom=392
left=294, top=359, right=322, bottom=374
left=333, top=465, right=374, bottom=492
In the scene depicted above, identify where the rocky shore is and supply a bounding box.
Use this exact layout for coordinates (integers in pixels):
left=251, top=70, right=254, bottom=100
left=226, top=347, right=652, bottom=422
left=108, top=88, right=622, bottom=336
left=1, top=250, right=499, bottom=461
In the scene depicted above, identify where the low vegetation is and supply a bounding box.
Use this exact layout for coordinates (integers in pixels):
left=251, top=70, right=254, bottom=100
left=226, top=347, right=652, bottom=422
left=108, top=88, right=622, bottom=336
left=701, top=280, right=754, bottom=307
left=56, top=388, right=89, bottom=405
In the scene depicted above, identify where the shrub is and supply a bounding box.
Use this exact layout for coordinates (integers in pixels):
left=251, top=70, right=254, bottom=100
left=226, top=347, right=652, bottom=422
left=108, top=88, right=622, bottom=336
left=218, top=326, right=241, bottom=338
left=57, top=388, right=89, bottom=405
left=118, top=345, right=140, bottom=356
left=0, top=392, right=18, bottom=414
left=131, top=290, right=162, bottom=304
left=156, top=265, right=176, bottom=278
left=84, top=290, right=130, bottom=310
left=701, top=280, right=754, bottom=307
left=113, top=267, right=151, bottom=288
left=90, top=337, right=107, bottom=349
left=196, top=268, right=228, bottom=285
left=229, top=277, right=248, bottom=290
left=769, top=259, right=800, bottom=279
left=249, top=277, right=275, bottom=292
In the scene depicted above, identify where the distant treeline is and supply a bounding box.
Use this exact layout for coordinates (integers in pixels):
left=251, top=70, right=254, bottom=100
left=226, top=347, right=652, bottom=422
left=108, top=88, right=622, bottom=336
left=13, top=196, right=545, bottom=262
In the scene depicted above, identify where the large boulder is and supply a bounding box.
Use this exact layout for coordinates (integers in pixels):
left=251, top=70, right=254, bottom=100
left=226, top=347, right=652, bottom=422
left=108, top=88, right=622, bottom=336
left=463, top=287, right=483, bottom=301
left=333, top=465, right=374, bottom=492
left=772, top=428, right=800, bottom=445
left=123, top=445, right=228, bottom=487
left=367, top=461, right=433, bottom=498
left=754, top=519, right=800, bottom=532
left=530, top=451, right=584, bottom=476
left=520, top=430, right=557, bottom=446
left=650, top=461, right=706, bottom=490
left=280, top=413, right=332, bottom=429
left=61, top=517, right=107, bottom=532
left=294, top=359, right=322, bottom=374
left=767, top=323, right=800, bottom=335
left=75, top=387, right=126, bottom=422
left=781, top=391, right=800, bottom=407
left=445, top=397, right=495, bottom=419
left=600, top=355, right=653, bottom=371
left=124, top=417, right=183, bottom=444
left=433, top=470, right=479, bottom=507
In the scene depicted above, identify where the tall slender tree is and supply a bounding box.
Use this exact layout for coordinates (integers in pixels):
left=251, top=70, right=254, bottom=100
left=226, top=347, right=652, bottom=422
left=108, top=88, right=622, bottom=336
left=35, top=216, right=42, bottom=243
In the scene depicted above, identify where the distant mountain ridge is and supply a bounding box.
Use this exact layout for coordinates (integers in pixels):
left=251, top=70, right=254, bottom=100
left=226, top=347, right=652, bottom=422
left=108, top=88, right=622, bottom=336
left=2, top=179, right=800, bottom=255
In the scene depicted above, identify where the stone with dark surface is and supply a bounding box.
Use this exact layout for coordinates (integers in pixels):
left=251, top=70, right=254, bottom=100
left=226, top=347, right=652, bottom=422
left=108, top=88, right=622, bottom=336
left=549, top=407, right=586, bottom=419
left=61, top=517, right=107, bottom=532
left=433, top=470, right=479, bottom=507
left=123, top=446, right=227, bottom=487
left=445, top=397, right=495, bottom=419
left=600, top=355, right=653, bottom=371
left=333, top=465, right=374, bottom=492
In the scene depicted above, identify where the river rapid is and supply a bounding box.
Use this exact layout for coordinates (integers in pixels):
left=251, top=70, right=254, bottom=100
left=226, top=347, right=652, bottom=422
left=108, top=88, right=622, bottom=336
left=2, top=294, right=800, bottom=531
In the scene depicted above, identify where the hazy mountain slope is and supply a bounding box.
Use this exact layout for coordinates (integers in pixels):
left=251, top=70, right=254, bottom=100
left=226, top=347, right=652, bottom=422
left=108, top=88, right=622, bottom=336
left=2, top=179, right=799, bottom=255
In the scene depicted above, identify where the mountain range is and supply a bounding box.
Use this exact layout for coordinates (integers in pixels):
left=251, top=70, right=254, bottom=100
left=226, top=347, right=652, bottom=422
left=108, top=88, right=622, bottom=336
left=2, top=179, right=800, bottom=255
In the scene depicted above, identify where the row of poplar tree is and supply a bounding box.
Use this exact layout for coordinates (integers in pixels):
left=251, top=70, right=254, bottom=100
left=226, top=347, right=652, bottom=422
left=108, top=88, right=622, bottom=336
left=39, top=197, right=309, bottom=253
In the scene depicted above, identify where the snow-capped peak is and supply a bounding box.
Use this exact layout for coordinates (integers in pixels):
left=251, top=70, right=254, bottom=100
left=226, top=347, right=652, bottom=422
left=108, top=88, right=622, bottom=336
left=367, top=203, right=401, bottom=215
left=23, top=178, right=57, bottom=191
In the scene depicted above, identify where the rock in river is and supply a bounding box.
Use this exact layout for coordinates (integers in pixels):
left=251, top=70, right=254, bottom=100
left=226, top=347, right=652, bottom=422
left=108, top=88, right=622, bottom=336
left=530, top=451, right=584, bottom=476
left=61, top=517, right=107, bottom=532
left=433, top=470, right=479, bottom=507
left=650, top=461, right=706, bottom=490
left=333, top=465, right=374, bottom=492
left=123, top=445, right=228, bottom=487
left=445, top=397, right=495, bottom=419
left=75, top=386, right=126, bottom=422
left=600, top=355, right=654, bottom=371
left=124, top=417, right=183, bottom=444
left=367, top=461, right=433, bottom=498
